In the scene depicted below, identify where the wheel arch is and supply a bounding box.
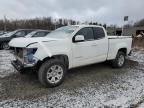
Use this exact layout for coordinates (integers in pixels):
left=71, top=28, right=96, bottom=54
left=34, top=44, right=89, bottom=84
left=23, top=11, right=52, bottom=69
left=118, top=48, right=127, bottom=56
left=36, top=54, right=69, bottom=70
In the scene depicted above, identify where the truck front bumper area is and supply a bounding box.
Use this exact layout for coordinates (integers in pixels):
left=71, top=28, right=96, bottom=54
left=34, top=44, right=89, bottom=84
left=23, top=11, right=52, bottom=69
left=11, top=60, right=36, bottom=72
left=11, top=60, right=23, bottom=71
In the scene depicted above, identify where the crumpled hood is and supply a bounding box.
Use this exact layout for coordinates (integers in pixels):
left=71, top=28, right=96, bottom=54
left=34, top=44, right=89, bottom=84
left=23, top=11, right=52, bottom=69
left=9, top=37, right=61, bottom=48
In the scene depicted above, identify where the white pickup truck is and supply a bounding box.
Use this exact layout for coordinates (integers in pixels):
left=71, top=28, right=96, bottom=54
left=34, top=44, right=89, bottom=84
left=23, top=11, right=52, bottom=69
left=9, top=25, right=132, bottom=87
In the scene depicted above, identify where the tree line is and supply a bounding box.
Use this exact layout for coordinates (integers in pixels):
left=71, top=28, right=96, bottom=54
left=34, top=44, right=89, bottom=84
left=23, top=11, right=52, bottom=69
left=0, top=17, right=106, bottom=31
left=1, top=16, right=144, bottom=31
left=134, top=19, right=144, bottom=27
left=124, top=18, right=144, bottom=28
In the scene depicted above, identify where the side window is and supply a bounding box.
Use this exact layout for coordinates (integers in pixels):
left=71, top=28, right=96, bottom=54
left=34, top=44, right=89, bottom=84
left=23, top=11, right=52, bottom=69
left=76, top=27, right=94, bottom=41
left=15, top=31, right=26, bottom=37
left=93, top=27, right=105, bottom=39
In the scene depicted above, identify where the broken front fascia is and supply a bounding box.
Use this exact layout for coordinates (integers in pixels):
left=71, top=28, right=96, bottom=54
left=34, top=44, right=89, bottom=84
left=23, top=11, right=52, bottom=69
left=26, top=41, right=53, bottom=64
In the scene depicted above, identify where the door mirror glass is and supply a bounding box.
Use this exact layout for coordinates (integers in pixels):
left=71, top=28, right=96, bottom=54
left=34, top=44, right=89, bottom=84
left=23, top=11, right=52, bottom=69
left=74, top=35, right=85, bottom=42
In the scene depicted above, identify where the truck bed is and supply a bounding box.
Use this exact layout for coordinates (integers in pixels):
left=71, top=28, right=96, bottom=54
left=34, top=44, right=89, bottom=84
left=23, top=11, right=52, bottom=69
left=108, top=36, right=132, bottom=39
left=107, top=35, right=132, bottom=60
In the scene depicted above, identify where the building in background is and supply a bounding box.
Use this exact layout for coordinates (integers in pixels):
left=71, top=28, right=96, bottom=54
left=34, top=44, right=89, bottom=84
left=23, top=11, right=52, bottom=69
left=107, top=26, right=144, bottom=37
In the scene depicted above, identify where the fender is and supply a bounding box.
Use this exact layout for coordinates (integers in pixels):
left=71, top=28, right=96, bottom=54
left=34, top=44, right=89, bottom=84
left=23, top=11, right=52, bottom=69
left=27, top=40, right=71, bottom=62
left=28, top=41, right=53, bottom=61
left=107, top=42, right=128, bottom=60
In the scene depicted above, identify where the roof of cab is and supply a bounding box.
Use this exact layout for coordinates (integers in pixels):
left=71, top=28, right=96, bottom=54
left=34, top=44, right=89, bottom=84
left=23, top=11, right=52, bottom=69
left=71, top=24, right=104, bottom=28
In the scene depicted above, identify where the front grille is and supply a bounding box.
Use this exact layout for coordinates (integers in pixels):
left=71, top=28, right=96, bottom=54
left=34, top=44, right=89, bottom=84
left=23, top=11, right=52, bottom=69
left=13, top=48, right=37, bottom=67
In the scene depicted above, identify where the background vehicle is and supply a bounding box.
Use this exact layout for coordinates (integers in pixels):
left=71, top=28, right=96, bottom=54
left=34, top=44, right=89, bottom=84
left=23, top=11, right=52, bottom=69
left=9, top=25, right=132, bottom=87
left=0, top=31, right=7, bottom=36
left=0, top=29, right=34, bottom=49
left=25, top=30, right=50, bottom=38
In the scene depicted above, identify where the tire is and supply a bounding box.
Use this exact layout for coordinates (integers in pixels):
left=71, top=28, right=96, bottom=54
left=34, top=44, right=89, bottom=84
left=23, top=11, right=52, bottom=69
left=38, top=59, right=67, bottom=88
left=0, top=44, right=2, bottom=49
left=2, top=42, right=10, bottom=50
left=111, top=51, right=126, bottom=68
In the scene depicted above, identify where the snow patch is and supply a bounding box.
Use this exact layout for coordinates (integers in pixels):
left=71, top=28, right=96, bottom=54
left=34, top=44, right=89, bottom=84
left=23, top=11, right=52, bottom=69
left=0, top=49, right=144, bottom=107
left=0, top=50, right=15, bottom=78
left=139, top=103, right=144, bottom=108
left=129, top=49, right=144, bottom=64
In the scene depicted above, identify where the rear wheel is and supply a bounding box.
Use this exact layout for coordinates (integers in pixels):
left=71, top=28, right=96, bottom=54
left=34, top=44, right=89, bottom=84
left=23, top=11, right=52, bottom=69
left=111, top=51, right=126, bottom=68
left=38, top=59, right=67, bottom=88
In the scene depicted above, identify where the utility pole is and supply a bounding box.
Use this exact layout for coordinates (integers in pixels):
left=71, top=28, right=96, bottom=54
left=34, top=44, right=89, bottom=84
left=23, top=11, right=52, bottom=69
left=4, top=15, right=7, bottom=32
left=53, top=19, right=57, bottom=29
left=122, top=16, right=128, bottom=36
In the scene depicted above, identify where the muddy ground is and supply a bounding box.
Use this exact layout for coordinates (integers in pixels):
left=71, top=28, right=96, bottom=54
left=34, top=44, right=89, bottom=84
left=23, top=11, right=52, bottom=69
left=0, top=49, right=144, bottom=108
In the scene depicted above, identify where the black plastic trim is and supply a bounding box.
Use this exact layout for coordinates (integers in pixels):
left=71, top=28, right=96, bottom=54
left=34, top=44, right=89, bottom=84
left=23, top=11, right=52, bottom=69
left=26, top=42, right=38, bottom=47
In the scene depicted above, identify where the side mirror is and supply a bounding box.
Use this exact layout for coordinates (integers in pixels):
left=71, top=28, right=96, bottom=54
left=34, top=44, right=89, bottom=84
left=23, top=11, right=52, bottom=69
left=74, top=35, right=85, bottom=42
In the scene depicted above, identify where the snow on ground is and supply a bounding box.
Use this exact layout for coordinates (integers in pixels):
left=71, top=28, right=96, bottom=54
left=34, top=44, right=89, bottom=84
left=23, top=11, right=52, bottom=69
left=139, top=103, right=144, bottom=108
left=1, top=69, right=144, bottom=108
left=128, top=48, right=144, bottom=64
left=0, top=50, right=15, bottom=78
left=0, top=49, right=144, bottom=108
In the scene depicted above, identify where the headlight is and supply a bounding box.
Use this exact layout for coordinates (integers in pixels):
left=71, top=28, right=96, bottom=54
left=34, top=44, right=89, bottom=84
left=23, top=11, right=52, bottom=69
left=24, top=48, right=37, bottom=63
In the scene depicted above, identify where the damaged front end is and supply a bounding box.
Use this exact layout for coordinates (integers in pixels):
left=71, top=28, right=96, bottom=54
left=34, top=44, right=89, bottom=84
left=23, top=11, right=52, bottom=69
left=11, top=47, right=39, bottom=71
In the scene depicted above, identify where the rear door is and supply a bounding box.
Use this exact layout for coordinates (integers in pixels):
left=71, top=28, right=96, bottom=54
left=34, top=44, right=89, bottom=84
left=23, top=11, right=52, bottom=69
left=92, top=27, right=108, bottom=62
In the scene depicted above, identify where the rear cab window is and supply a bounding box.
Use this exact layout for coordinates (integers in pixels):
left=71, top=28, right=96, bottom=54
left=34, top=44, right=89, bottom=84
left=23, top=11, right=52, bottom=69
left=93, top=27, right=105, bottom=39
left=74, top=27, right=105, bottom=42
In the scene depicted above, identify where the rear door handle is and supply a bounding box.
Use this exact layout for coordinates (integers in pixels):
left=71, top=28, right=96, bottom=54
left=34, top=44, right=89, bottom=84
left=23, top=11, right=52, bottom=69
left=91, top=44, right=97, bottom=46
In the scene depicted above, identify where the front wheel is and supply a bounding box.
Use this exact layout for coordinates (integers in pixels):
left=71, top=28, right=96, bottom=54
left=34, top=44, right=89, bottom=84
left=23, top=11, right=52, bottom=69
left=38, top=59, right=67, bottom=88
left=111, top=51, right=126, bottom=68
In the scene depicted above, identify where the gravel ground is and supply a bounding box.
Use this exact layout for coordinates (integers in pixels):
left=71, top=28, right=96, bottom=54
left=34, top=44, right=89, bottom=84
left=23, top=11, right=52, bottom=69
left=0, top=49, right=144, bottom=108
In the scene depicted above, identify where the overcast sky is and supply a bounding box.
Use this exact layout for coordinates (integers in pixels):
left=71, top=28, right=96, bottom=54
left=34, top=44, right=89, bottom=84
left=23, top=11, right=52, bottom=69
left=0, top=0, right=143, bottom=26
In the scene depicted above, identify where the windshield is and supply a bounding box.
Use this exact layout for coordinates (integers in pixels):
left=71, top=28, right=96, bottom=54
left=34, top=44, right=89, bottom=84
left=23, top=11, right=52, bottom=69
left=46, top=26, right=78, bottom=38
left=25, top=31, right=37, bottom=38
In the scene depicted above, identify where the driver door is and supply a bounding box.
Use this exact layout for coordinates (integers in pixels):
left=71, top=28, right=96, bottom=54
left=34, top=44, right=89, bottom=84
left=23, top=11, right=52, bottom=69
left=72, top=27, right=96, bottom=67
